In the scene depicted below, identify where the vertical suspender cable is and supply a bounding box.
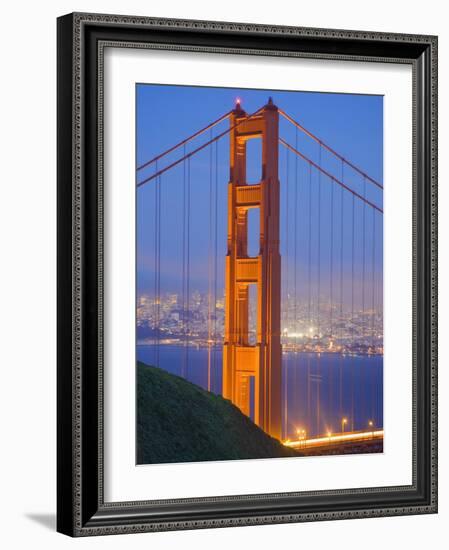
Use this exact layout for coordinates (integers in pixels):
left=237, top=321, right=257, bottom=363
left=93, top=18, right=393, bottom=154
left=284, top=147, right=290, bottom=439
left=186, top=155, right=191, bottom=380
left=339, top=161, right=344, bottom=422
left=316, top=144, right=322, bottom=435
left=307, top=162, right=312, bottom=436
left=361, top=176, right=367, bottom=426
left=182, top=147, right=187, bottom=378
left=154, top=160, right=160, bottom=368
left=207, top=129, right=213, bottom=392
left=153, top=161, right=158, bottom=367
left=294, top=127, right=299, bottom=417
left=157, top=167, right=162, bottom=369
left=371, top=208, right=376, bottom=421
left=351, top=193, right=355, bottom=431
left=329, top=164, right=335, bottom=431
left=214, top=140, right=219, bottom=394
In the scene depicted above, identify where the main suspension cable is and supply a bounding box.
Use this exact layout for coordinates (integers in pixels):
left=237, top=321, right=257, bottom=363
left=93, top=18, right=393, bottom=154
left=137, top=110, right=232, bottom=172
left=279, top=108, right=383, bottom=190
left=138, top=108, right=263, bottom=188
left=279, top=138, right=383, bottom=213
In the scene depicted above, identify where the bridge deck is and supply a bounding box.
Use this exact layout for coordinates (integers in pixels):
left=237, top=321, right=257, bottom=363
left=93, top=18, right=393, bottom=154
left=284, top=429, right=384, bottom=454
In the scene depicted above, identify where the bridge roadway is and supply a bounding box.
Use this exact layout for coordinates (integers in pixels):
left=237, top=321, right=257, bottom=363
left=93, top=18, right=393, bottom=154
left=284, top=429, right=384, bottom=454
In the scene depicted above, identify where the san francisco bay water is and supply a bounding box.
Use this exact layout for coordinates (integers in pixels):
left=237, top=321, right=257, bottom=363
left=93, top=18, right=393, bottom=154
left=137, top=344, right=383, bottom=439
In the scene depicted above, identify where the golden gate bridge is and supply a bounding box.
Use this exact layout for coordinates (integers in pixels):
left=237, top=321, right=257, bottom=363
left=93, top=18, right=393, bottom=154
left=136, top=98, right=383, bottom=452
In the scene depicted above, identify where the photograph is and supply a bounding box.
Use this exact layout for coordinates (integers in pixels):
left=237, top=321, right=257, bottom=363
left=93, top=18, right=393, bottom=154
left=135, top=84, right=384, bottom=465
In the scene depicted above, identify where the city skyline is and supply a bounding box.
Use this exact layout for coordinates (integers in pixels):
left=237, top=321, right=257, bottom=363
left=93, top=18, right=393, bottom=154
left=137, top=289, right=383, bottom=354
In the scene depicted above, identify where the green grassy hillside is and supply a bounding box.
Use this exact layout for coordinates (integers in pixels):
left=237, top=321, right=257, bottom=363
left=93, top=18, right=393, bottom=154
left=137, top=361, right=299, bottom=464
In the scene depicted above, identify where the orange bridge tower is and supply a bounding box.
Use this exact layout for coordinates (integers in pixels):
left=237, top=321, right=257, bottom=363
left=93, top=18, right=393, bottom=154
left=222, top=98, right=282, bottom=440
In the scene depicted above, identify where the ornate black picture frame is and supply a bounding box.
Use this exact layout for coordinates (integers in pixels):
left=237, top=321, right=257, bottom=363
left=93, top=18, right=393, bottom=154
left=57, top=12, right=438, bottom=536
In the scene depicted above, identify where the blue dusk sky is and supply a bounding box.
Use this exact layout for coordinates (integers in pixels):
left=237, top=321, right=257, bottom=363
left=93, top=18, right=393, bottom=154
left=136, top=84, right=383, bottom=312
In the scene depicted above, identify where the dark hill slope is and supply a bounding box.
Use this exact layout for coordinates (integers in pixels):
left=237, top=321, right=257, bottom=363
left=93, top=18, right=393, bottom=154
left=137, top=361, right=299, bottom=464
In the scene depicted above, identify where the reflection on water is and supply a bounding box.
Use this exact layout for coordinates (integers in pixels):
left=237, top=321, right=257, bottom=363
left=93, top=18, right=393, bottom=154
left=137, top=344, right=383, bottom=440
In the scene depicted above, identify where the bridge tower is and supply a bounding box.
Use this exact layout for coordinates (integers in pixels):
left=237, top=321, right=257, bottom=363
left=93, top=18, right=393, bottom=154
left=223, top=98, right=282, bottom=440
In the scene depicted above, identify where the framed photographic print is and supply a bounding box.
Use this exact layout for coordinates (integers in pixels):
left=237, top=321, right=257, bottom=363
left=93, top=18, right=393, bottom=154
left=57, top=12, right=438, bottom=536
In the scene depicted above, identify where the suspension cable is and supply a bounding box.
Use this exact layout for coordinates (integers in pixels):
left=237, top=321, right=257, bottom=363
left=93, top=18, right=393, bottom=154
left=307, top=163, right=312, bottom=436
left=339, top=160, right=344, bottom=423
left=137, top=108, right=263, bottom=188
left=371, top=208, right=376, bottom=420
left=207, top=128, right=213, bottom=392
left=329, top=147, right=335, bottom=431
left=153, top=160, right=161, bottom=368
left=278, top=108, right=383, bottom=190
left=284, top=145, right=290, bottom=439
left=316, top=143, right=322, bottom=435
left=153, top=161, right=159, bottom=367
left=182, top=146, right=187, bottom=378
left=157, top=167, right=162, bottom=369
left=213, top=139, right=219, bottom=393
left=279, top=138, right=383, bottom=213
left=186, top=156, right=191, bottom=379
left=294, top=126, right=299, bottom=415
left=137, top=110, right=232, bottom=172
left=361, top=176, right=367, bottom=426
left=351, top=194, right=355, bottom=431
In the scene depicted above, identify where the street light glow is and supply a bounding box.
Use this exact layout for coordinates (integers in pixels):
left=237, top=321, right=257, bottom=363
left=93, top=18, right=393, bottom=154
left=284, top=429, right=384, bottom=449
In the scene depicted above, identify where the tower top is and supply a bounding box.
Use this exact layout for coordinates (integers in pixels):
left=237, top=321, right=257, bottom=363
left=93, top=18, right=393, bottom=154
left=233, top=97, right=245, bottom=115
left=265, top=96, right=278, bottom=111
